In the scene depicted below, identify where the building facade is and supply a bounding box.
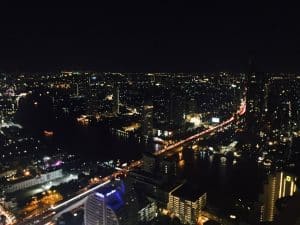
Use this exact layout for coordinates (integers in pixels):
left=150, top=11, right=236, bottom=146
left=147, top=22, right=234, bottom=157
left=258, top=172, right=298, bottom=222
left=167, top=183, right=207, bottom=225
left=5, top=169, right=63, bottom=193
left=141, top=103, right=153, bottom=138
left=84, top=180, right=138, bottom=225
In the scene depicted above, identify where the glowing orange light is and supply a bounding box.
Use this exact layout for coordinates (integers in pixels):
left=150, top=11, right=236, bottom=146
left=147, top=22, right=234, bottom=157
left=43, top=130, right=54, bottom=137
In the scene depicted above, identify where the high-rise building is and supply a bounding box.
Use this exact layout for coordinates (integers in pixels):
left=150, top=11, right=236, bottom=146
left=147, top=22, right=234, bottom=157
left=84, top=180, right=138, bottom=225
left=187, top=98, right=197, bottom=114
left=167, top=182, right=207, bottom=225
left=87, top=75, right=102, bottom=115
left=258, top=172, right=298, bottom=222
left=0, top=95, right=17, bottom=121
left=169, top=91, right=185, bottom=127
left=141, top=103, right=153, bottom=138
left=85, top=192, right=120, bottom=225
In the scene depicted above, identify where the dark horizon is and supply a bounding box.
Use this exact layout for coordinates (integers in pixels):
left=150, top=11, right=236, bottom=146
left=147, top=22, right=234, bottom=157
left=1, top=5, right=300, bottom=72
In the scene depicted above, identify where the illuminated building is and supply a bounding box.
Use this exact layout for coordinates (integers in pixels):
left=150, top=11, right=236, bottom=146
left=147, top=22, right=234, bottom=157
left=185, top=113, right=202, bottom=127
left=0, top=95, right=17, bottom=121
left=87, top=75, right=102, bottom=115
left=138, top=201, right=158, bottom=222
left=84, top=180, right=138, bottom=225
left=141, top=103, right=153, bottom=138
left=258, top=172, right=298, bottom=222
left=4, top=169, right=63, bottom=193
left=85, top=192, right=121, bottom=225
left=167, top=183, right=207, bottom=225
left=0, top=169, right=17, bottom=178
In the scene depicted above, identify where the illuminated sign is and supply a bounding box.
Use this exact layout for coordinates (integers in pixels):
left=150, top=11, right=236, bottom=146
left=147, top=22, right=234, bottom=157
left=157, top=130, right=162, bottom=137
left=286, top=176, right=291, bottom=182
left=106, top=190, right=116, bottom=197
left=212, top=117, right=220, bottom=123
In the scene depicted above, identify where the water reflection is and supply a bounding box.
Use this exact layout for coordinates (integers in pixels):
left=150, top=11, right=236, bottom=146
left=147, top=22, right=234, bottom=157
left=175, top=147, right=264, bottom=209
left=174, top=147, right=298, bottom=223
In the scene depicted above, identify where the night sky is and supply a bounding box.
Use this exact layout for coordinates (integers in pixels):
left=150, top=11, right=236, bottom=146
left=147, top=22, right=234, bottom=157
left=1, top=4, right=300, bottom=72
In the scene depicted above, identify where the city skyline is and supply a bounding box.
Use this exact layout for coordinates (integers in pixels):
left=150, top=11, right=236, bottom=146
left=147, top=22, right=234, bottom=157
left=0, top=71, right=299, bottom=225
left=0, top=4, right=300, bottom=225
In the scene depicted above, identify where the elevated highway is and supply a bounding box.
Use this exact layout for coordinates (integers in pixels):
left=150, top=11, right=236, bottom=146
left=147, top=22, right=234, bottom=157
left=155, top=99, right=246, bottom=156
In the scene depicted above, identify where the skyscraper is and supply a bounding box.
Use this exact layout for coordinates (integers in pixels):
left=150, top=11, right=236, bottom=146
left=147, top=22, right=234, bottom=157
left=141, top=103, right=153, bottom=138
left=87, top=75, right=102, bottom=116
left=85, top=191, right=120, bottom=225
left=167, top=182, right=207, bottom=225
left=84, top=180, right=138, bottom=225
left=169, top=91, right=185, bottom=127
left=258, top=172, right=297, bottom=222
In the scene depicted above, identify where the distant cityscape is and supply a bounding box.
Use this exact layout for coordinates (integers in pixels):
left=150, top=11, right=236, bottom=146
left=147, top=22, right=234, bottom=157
left=0, top=71, right=299, bottom=225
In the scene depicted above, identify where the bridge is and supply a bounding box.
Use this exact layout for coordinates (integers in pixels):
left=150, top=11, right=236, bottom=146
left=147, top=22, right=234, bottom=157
left=155, top=99, right=246, bottom=156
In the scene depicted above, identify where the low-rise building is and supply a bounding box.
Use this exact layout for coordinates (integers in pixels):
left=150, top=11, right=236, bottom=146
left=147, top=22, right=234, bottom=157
left=4, top=169, right=63, bottom=193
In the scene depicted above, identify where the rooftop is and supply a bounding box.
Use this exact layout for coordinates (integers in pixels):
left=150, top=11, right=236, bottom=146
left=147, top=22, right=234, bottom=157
left=171, top=182, right=207, bottom=202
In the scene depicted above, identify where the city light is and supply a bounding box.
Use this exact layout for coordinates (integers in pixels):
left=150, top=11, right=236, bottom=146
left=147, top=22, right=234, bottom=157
left=1, top=70, right=299, bottom=225
left=51, top=180, right=111, bottom=210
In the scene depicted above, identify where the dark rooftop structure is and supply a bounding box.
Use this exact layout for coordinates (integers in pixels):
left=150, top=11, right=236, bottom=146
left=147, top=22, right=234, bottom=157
left=172, top=182, right=206, bottom=201
left=204, top=221, right=221, bottom=225
left=273, top=193, right=300, bottom=225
